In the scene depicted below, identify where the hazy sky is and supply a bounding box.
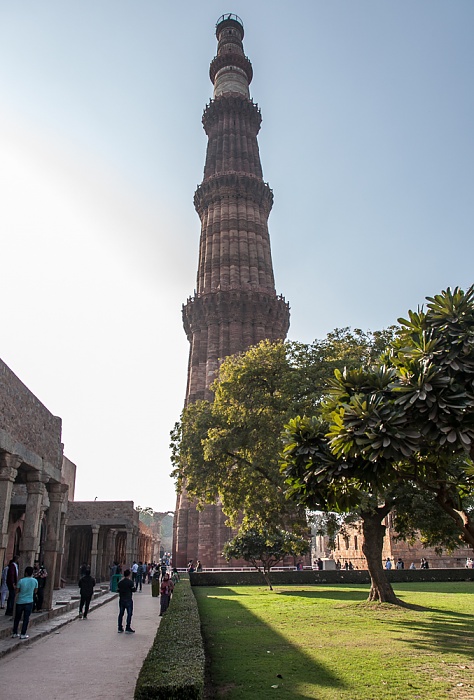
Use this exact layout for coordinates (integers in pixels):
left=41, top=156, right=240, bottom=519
left=1, top=1, right=473, bottom=512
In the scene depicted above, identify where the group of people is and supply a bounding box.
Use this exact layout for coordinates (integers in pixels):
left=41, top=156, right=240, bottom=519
left=385, top=557, right=429, bottom=570
left=335, top=559, right=354, bottom=570
left=186, top=559, right=202, bottom=573
left=1, top=557, right=49, bottom=640
left=78, top=558, right=180, bottom=633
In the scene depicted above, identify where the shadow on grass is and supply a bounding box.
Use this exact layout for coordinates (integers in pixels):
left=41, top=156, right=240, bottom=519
left=195, top=589, right=346, bottom=699
left=277, top=587, right=474, bottom=662
left=276, top=587, right=368, bottom=603
left=389, top=608, right=474, bottom=659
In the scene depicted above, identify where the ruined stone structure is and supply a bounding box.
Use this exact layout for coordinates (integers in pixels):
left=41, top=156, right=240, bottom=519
left=315, top=514, right=473, bottom=569
left=64, top=501, right=155, bottom=582
left=0, top=355, right=156, bottom=600
left=173, top=15, right=290, bottom=567
left=0, top=358, right=72, bottom=610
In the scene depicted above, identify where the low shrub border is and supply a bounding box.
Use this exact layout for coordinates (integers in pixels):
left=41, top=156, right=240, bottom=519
left=134, top=579, right=205, bottom=700
left=190, top=568, right=474, bottom=587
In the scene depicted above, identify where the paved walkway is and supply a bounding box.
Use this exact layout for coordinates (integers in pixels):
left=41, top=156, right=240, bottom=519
left=0, top=588, right=162, bottom=699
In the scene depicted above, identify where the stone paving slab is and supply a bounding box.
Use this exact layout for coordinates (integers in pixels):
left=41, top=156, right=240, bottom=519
left=0, top=587, right=162, bottom=699
left=0, top=589, right=118, bottom=656
left=0, top=585, right=112, bottom=643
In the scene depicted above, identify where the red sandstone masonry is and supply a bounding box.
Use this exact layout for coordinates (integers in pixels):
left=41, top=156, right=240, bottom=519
left=174, top=16, right=290, bottom=568
left=0, top=358, right=62, bottom=468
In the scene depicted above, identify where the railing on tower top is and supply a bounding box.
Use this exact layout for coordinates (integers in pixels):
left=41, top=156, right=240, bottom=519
left=216, top=13, right=243, bottom=27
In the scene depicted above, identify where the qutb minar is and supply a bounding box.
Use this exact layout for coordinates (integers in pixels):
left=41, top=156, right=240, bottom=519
left=173, top=14, right=290, bottom=568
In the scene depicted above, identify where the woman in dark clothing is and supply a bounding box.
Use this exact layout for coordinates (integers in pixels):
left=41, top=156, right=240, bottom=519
left=159, top=573, right=173, bottom=615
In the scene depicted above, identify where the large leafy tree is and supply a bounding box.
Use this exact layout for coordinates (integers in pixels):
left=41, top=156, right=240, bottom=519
left=282, top=287, right=474, bottom=604
left=170, top=330, right=389, bottom=535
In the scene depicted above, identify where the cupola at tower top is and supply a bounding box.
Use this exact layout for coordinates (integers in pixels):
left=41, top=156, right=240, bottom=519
left=211, top=13, right=252, bottom=99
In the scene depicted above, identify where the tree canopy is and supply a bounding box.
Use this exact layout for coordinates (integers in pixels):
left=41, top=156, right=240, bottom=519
left=170, top=330, right=390, bottom=534
left=223, top=528, right=309, bottom=590
left=282, top=287, right=474, bottom=602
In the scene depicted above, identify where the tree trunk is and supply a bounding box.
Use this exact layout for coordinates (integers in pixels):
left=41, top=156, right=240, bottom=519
left=263, top=567, right=273, bottom=591
left=435, top=493, right=474, bottom=548
left=361, top=510, right=401, bottom=605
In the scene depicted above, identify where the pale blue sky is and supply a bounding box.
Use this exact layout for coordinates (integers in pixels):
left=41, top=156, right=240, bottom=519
left=1, top=1, right=473, bottom=510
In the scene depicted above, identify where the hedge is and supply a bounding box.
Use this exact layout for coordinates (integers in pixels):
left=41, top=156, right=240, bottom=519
left=189, top=568, right=474, bottom=587
left=134, top=579, right=205, bottom=700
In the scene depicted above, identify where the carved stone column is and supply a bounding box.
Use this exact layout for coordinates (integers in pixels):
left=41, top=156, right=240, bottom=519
left=54, top=512, right=67, bottom=589
left=105, top=528, right=115, bottom=585
left=0, top=453, right=21, bottom=568
left=43, top=482, right=68, bottom=610
left=96, top=526, right=106, bottom=581
left=20, top=471, right=48, bottom=571
left=90, top=525, right=100, bottom=579
left=125, top=528, right=133, bottom=569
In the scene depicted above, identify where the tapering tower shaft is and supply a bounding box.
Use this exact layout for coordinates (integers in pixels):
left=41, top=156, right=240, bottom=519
left=174, top=15, right=290, bottom=567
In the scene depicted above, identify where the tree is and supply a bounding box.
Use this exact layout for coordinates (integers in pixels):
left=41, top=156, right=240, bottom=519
left=324, top=287, right=474, bottom=547
left=223, top=528, right=309, bottom=590
left=170, top=330, right=390, bottom=535
left=136, top=505, right=154, bottom=526
left=282, top=287, right=474, bottom=604
left=281, top=411, right=404, bottom=604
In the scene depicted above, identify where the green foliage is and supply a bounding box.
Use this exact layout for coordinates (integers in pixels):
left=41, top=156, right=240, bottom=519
left=170, top=330, right=391, bottom=534
left=136, top=505, right=154, bottom=527
left=134, top=580, right=204, bottom=700
left=282, top=287, right=474, bottom=553
left=390, top=482, right=467, bottom=553
left=223, top=528, right=309, bottom=573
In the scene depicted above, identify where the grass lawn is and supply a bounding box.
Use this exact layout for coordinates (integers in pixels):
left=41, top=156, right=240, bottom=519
left=194, top=582, right=474, bottom=699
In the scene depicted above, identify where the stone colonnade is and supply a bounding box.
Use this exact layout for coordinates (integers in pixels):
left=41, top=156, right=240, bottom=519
left=0, top=453, right=70, bottom=611
left=64, top=502, right=155, bottom=583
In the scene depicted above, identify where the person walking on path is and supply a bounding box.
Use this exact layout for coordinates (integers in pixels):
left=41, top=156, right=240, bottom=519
left=32, top=561, right=48, bottom=612
left=117, top=569, right=136, bottom=633
left=11, top=565, right=38, bottom=639
left=159, top=572, right=173, bottom=616
left=1, top=562, right=8, bottom=609
left=5, top=556, right=19, bottom=616
left=151, top=568, right=160, bottom=597
left=78, top=568, right=96, bottom=619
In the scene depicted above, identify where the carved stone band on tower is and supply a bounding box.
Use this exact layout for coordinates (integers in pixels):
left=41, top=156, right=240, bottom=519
left=173, top=15, right=290, bottom=568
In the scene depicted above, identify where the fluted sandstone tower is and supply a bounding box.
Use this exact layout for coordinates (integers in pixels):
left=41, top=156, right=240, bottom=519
left=173, top=14, right=290, bottom=567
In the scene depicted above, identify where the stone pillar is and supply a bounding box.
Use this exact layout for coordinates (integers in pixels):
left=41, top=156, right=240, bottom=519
left=105, top=528, right=115, bottom=583
left=0, top=454, right=21, bottom=568
left=96, top=526, right=106, bottom=582
left=61, top=517, right=71, bottom=585
left=90, top=525, right=100, bottom=579
left=54, top=512, right=67, bottom=589
left=20, top=471, right=48, bottom=571
left=43, top=482, right=68, bottom=610
left=125, top=528, right=133, bottom=569
left=132, top=529, right=138, bottom=564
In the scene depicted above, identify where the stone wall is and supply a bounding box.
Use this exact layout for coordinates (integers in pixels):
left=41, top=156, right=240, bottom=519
left=61, top=456, right=76, bottom=501
left=67, top=500, right=138, bottom=527
left=0, top=358, right=62, bottom=470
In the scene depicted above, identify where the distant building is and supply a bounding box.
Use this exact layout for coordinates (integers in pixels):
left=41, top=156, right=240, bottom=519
left=325, top=513, right=473, bottom=569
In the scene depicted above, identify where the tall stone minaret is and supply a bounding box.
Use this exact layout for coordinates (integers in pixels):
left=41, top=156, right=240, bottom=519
left=173, top=14, right=290, bottom=568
